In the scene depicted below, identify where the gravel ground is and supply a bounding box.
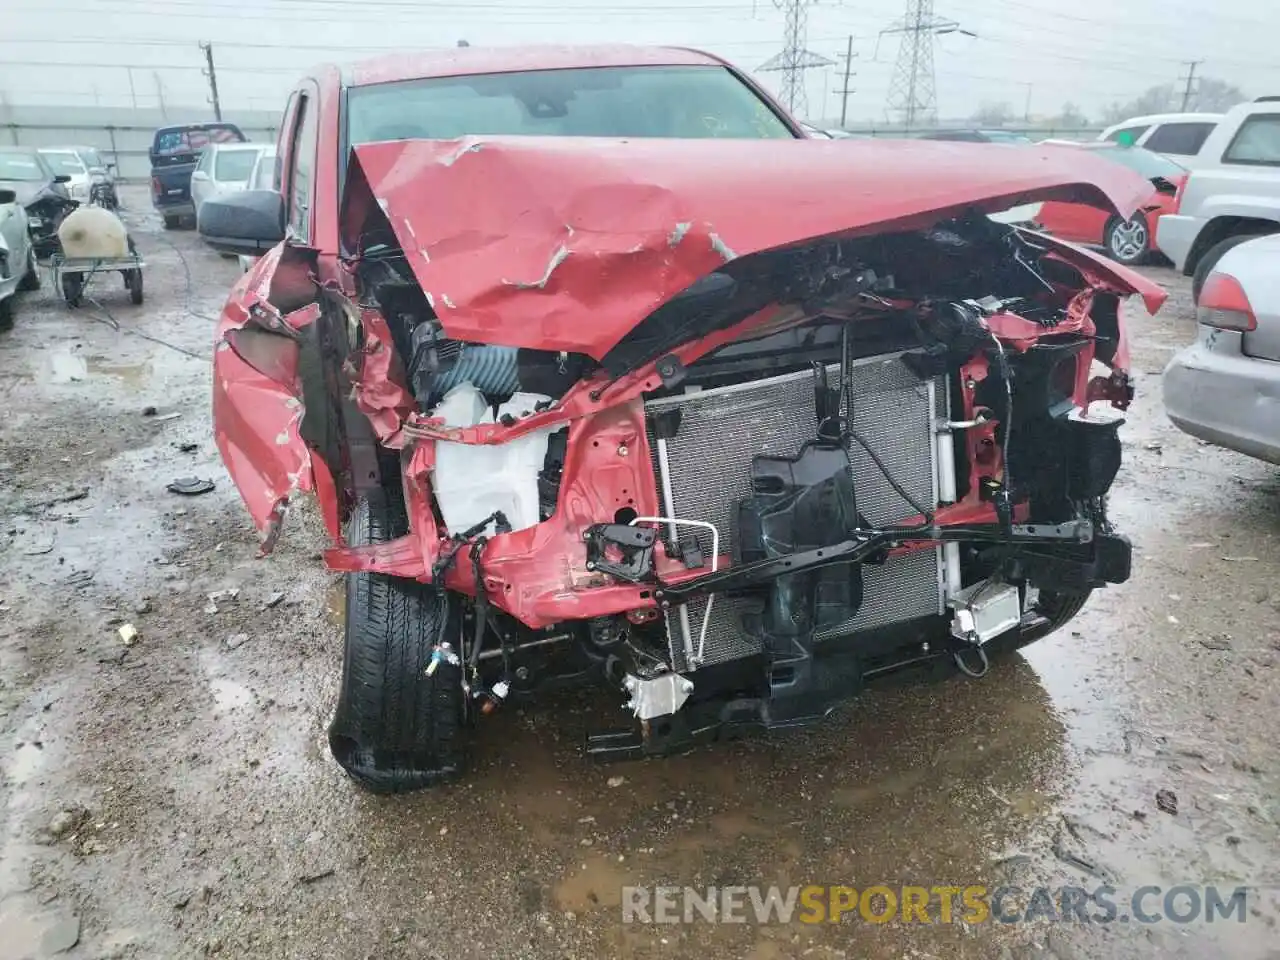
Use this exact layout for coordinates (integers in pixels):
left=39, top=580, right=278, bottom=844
left=1, top=188, right=1278, bottom=960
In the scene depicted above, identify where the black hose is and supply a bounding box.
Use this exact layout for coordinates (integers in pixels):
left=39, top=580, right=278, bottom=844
left=840, top=320, right=935, bottom=528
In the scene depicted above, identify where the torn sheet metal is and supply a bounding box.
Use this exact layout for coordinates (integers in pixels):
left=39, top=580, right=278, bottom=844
left=344, top=136, right=1163, bottom=359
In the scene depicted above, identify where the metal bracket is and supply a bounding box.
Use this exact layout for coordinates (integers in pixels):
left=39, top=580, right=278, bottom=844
left=584, top=523, right=657, bottom=583
left=623, top=672, right=694, bottom=720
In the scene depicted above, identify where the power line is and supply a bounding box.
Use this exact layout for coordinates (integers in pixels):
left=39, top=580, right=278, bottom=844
left=1179, top=59, right=1203, bottom=111
left=200, top=41, right=222, bottom=121
left=757, top=0, right=833, bottom=117
left=881, top=0, right=975, bottom=128
left=835, top=35, right=857, bottom=128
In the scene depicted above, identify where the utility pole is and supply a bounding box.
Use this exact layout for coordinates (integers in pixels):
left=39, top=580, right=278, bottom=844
left=880, top=0, right=975, bottom=130
left=153, top=71, right=169, bottom=120
left=1021, top=82, right=1033, bottom=123
left=1179, top=60, right=1203, bottom=111
left=835, top=35, right=858, bottom=128
left=758, top=0, right=834, bottom=118
left=199, top=41, right=222, bottom=121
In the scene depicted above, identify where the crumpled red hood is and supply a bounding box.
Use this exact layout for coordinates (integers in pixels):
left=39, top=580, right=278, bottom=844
left=344, top=136, right=1162, bottom=358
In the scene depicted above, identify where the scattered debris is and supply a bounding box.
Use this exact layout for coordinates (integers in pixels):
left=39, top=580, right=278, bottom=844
left=23, top=488, right=90, bottom=512
left=171, top=890, right=192, bottom=910
left=142, top=406, right=158, bottom=416
left=1221, top=556, right=1259, bottom=562
left=1156, top=789, right=1178, bottom=815
left=1167, top=615, right=1180, bottom=625
left=225, top=633, right=250, bottom=651
left=133, top=598, right=152, bottom=615
left=176, top=442, right=199, bottom=453
left=1050, top=830, right=1106, bottom=880
left=48, top=808, right=86, bottom=840
left=167, top=477, right=214, bottom=496
left=1143, top=441, right=1163, bottom=452
left=118, top=623, right=139, bottom=647
left=1199, top=635, right=1233, bottom=652
left=204, top=588, right=241, bottom=614
left=298, top=868, right=335, bottom=885
left=607, top=776, right=626, bottom=788
left=152, top=412, right=183, bottom=422
left=23, top=536, right=57, bottom=556
left=262, top=591, right=286, bottom=609
left=63, top=570, right=95, bottom=590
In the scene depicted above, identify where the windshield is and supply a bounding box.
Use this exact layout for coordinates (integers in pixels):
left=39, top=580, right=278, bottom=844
left=250, top=151, right=277, bottom=190
left=0, top=151, right=47, bottom=181
left=215, top=148, right=262, bottom=182
left=347, top=65, right=794, bottom=143
left=1093, top=145, right=1185, bottom=179
left=41, top=151, right=86, bottom=175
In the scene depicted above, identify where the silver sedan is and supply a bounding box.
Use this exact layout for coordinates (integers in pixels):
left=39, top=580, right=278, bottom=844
left=1163, top=233, right=1280, bottom=463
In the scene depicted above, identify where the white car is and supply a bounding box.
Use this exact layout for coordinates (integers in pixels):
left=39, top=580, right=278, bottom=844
left=191, top=143, right=265, bottom=222
left=237, top=145, right=278, bottom=272
left=38, top=146, right=115, bottom=205
left=1097, top=112, right=1224, bottom=168
left=1163, top=233, right=1280, bottom=464
left=0, top=185, right=39, bottom=328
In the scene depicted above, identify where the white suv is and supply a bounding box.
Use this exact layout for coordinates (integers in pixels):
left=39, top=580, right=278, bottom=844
left=1155, top=98, right=1280, bottom=300
left=1097, top=112, right=1223, bottom=167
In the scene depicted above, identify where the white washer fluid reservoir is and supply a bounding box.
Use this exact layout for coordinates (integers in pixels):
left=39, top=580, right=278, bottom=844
left=430, top=383, right=554, bottom=534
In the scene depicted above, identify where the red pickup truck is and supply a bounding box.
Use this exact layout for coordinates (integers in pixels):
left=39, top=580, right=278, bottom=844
left=197, top=44, right=1164, bottom=794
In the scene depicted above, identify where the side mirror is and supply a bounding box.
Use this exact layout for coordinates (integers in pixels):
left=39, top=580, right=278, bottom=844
left=198, top=189, right=286, bottom=256
left=0, top=188, right=15, bottom=205
left=191, top=170, right=211, bottom=182
left=54, top=174, right=72, bottom=184
left=87, top=166, right=107, bottom=177
left=106, top=162, right=117, bottom=171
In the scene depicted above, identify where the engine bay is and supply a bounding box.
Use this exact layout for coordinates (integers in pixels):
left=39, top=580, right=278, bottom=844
left=314, top=207, right=1140, bottom=750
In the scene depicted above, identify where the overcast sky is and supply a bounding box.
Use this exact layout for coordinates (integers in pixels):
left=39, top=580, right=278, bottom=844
left=2, top=0, right=1277, bottom=125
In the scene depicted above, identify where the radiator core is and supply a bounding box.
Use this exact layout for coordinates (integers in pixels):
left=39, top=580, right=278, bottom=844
left=645, top=353, right=946, bottom=670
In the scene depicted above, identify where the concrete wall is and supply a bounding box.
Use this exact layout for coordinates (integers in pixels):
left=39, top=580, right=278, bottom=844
left=1, top=105, right=282, bottom=181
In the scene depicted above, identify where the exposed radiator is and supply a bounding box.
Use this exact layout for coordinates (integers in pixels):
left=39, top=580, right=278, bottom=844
left=645, top=353, right=947, bottom=671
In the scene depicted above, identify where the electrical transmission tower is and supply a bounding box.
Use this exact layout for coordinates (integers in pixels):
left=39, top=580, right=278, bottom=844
left=759, top=0, right=834, bottom=118
left=880, top=0, right=973, bottom=129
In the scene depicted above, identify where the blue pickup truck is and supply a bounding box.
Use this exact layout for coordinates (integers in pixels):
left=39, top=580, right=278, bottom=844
left=149, top=122, right=247, bottom=229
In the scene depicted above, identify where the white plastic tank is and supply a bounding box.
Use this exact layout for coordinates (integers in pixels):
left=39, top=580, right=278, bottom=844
left=430, top=383, right=555, bottom=535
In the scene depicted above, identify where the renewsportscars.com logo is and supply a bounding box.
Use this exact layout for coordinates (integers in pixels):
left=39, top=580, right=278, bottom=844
left=621, top=885, right=1250, bottom=925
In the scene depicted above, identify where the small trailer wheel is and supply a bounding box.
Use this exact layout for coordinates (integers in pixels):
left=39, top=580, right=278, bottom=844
left=126, top=269, right=144, bottom=305
left=61, top=273, right=83, bottom=307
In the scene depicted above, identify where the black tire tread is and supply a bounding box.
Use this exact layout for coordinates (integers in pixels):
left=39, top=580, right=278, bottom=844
left=18, top=248, right=40, bottom=292
left=989, top=588, right=1092, bottom=657
left=328, top=490, right=466, bottom=793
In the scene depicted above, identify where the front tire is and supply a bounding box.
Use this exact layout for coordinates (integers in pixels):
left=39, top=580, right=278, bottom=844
left=986, top=588, right=1092, bottom=657
left=328, top=490, right=468, bottom=793
left=18, top=247, right=40, bottom=292
left=1104, top=214, right=1150, bottom=265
